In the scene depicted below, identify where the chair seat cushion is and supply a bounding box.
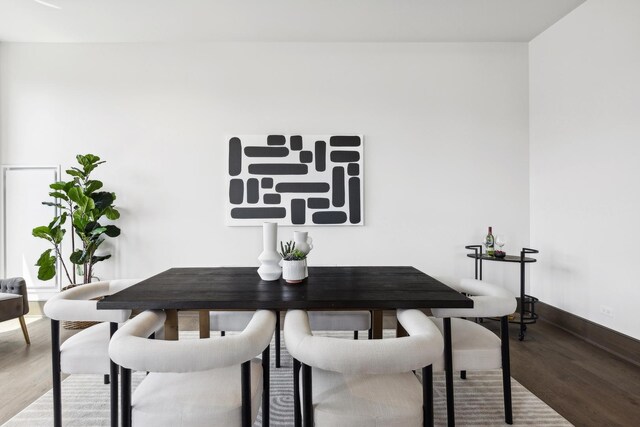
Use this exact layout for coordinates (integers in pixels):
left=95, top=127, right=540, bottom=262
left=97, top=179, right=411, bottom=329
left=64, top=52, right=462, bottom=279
left=61, top=322, right=113, bottom=375
left=306, top=367, right=423, bottom=427
left=309, top=311, right=371, bottom=331
left=430, top=317, right=501, bottom=372
left=0, top=293, right=23, bottom=322
left=132, top=359, right=263, bottom=427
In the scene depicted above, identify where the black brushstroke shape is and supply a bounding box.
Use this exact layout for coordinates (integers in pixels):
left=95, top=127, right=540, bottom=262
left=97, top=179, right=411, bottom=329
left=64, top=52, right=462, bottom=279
left=228, top=137, right=242, bottom=176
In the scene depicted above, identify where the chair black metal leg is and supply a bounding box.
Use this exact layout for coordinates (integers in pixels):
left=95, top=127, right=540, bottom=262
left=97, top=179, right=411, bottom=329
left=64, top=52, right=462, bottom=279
left=368, top=310, right=373, bottom=339
left=221, top=330, right=225, bottom=337
left=501, top=316, right=513, bottom=424
left=302, top=363, right=313, bottom=427
left=353, top=330, right=359, bottom=340
left=262, top=345, right=270, bottom=427
left=241, top=360, right=251, bottom=427
left=422, top=365, right=434, bottom=427
left=121, top=367, right=132, bottom=427
left=275, top=311, right=281, bottom=368
left=460, top=370, right=466, bottom=379
left=109, top=323, right=119, bottom=427
left=293, top=358, right=302, bottom=427
left=51, top=319, right=62, bottom=427
left=443, top=317, right=455, bottom=427
left=368, top=327, right=372, bottom=339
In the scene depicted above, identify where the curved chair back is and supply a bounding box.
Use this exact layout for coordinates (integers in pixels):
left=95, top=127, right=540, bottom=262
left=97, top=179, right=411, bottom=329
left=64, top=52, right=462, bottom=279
left=110, top=309, right=276, bottom=373
left=285, top=309, right=443, bottom=375
left=44, top=279, right=140, bottom=323
left=431, top=279, right=516, bottom=318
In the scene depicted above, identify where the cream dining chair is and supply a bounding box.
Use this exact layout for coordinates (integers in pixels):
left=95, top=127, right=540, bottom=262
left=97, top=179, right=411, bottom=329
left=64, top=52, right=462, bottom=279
left=284, top=309, right=444, bottom=427
left=43, top=279, right=144, bottom=427
left=109, top=309, right=276, bottom=427
left=430, top=278, right=517, bottom=425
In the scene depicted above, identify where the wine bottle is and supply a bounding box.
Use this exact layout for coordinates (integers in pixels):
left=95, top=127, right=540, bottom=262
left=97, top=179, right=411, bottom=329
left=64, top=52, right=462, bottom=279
left=486, top=226, right=495, bottom=257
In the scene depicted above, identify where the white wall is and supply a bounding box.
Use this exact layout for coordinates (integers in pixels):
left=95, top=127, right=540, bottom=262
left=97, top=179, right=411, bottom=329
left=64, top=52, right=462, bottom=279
left=0, top=42, right=530, bottom=294
left=530, top=0, right=640, bottom=339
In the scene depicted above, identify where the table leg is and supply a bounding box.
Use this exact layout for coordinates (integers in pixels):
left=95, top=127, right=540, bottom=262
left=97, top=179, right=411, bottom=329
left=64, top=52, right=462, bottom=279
left=443, top=317, right=455, bottom=427
left=372, top=309, right=383, bottom=339
left=199, top=310, right=210, bottom=339
left=164, top=309, right=179, bottom=340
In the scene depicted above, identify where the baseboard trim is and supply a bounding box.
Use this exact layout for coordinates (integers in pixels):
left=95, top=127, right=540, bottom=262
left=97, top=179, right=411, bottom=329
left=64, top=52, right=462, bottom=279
left=537, top=302, right=640, bottom=367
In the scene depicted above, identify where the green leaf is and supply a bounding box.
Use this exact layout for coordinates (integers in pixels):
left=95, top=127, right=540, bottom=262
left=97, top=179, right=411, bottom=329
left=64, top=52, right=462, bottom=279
left=42, top=201, right=64, bottom=209
left=85, top=180, right=103, bottom=194
left=68, top=187, right=94, bottom=211
left=48, top=212, right=67, bottom=230
left=104, top=206, right=120, bottom=220
left=90, top=226, right=107, bottom=236
left=35, top=249, right=57, bottom=281
left=65, top=168, right=84, bottom=178
left=49, top=181, right=68, bottom=191
left=104, top=225, right=121, bottom=238
left=32, top=226, right=53, bottom=241
left=51, top=227, right=66, bottom=244
left=67, top=187, right=83, bottom=204
left=91, top=192, right=115, bottom=211
left=72, top=210, right=90, bottom=232
left=91, top=254, right=111, bottom=264
left=48, top=191, right=69, bottom=201
left=69, top=249, right=87, bottom=265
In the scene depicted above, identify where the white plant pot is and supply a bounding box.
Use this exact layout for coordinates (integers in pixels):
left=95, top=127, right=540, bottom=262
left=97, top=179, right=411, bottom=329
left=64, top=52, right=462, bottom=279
left=257, top=222, right=282, bottom=281
left=282, top=260, right=307, bottom=284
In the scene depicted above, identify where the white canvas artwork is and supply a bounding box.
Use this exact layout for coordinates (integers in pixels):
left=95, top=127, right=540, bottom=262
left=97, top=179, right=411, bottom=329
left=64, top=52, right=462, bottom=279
left=226, top=135, right=364, bottom=226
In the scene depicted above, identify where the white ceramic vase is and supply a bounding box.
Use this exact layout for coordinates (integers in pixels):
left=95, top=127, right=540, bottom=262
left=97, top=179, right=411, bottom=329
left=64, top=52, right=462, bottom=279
left=293, top=231, right=313, bottom=278
left=293, top=231, right=313, bottom=255
left=257, top=222, right=282, bottom=281
left=282, top=259, right=307, bottom=284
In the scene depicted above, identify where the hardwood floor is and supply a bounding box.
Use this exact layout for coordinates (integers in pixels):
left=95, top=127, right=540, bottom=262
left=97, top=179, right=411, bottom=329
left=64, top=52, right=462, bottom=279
left=0, top=316, right=77, bottom=425
left=483, top=319, right=640, bottom=427
left=1, top=314, right=639, bottom=426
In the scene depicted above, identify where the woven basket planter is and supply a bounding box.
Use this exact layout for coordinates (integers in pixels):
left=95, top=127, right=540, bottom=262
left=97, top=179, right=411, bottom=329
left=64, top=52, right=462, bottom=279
left=61, top=284, right=104, bottom=330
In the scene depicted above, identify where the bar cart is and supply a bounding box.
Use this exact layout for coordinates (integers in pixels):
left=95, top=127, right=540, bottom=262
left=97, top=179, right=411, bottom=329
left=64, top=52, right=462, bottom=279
left=465, top=245, right=539, bottom=341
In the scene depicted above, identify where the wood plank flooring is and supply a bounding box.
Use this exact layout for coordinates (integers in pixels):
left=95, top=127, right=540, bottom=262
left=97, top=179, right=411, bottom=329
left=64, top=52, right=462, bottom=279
left=1, top=313, right=639, bottom=426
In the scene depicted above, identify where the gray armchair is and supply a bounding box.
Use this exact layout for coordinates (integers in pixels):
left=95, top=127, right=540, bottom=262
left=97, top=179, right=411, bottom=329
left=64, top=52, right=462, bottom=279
left=0, top=277, right=30, bottom=344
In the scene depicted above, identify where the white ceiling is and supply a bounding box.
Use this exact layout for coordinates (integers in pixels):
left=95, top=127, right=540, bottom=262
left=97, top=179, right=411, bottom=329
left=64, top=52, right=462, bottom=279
left=0, top=0, right=585, bottom=43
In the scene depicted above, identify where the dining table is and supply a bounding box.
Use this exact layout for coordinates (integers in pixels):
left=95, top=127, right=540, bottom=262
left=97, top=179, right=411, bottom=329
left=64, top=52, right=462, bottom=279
left=98, top=266, right=472, bottom=427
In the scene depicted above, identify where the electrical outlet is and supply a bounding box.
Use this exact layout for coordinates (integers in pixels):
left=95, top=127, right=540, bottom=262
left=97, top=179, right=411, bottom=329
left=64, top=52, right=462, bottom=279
left=600, top=306, right=613, bottom=317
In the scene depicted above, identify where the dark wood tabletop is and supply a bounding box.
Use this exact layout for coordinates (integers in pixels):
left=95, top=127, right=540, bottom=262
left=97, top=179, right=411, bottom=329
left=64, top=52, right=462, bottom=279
left=97, top=266, right=473, bottom=311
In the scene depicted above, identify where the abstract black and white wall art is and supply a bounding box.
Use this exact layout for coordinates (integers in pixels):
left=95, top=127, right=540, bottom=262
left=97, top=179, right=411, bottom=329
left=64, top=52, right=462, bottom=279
left=226, top=135, right=364, bottom=226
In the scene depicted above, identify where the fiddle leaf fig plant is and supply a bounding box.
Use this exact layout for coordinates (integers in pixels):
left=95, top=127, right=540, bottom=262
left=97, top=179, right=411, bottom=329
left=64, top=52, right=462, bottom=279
left=33, top=154, right=121, bottom=284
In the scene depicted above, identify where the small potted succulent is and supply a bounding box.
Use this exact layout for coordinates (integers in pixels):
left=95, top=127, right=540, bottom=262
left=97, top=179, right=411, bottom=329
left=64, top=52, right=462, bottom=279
left=279, top=241, right=307, bottom=284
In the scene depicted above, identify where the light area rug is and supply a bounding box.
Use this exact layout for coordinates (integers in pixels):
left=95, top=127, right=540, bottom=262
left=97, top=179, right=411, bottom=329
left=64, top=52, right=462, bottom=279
left=3, top=331, right=571, bottom=427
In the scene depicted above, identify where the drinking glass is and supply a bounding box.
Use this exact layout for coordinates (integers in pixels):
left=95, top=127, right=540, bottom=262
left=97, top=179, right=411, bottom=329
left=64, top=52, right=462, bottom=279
left=496, top=235, right=506, bottom=251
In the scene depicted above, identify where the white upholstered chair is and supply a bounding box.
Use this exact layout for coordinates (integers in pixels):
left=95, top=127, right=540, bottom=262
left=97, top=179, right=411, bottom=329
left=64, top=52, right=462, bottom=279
left=284, top=309, right=443, bottom=427
left=43, top=279, right=141, bottom=427
left=210, top=310, right=371, bottom=368
left=109, top=309, right=276, bottom=427
left=431, top=279, right=517, bottom=425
